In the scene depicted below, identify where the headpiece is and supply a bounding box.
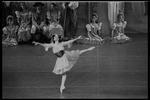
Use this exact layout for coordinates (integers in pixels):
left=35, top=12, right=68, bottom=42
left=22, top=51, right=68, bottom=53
left=91, top=13, right=98, bottom=19
left=6, top=15, right=14, bottom=23
left=117, top=10, right=124, bottom=18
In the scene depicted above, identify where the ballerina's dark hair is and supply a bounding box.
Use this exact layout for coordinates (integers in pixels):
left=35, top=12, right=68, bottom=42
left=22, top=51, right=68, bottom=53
left=90, top=13, right=98, bottom=23
left=52, top=34, right=63, bottom=43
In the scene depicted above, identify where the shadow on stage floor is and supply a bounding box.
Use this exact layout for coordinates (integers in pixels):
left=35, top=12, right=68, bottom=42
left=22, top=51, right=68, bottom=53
left=2, top=33, right=148, bottom=99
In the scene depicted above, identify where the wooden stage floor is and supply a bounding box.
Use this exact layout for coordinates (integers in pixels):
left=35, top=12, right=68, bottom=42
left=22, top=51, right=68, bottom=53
left=2, top=33, right=148, bottom=99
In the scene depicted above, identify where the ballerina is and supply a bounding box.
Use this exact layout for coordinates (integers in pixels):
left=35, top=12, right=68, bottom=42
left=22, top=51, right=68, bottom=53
left=33, top=34, right=95, bottom=93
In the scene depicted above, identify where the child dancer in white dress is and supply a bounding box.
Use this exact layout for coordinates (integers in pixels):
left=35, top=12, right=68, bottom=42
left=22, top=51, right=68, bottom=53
left=33, top=34, right=95, bottom=93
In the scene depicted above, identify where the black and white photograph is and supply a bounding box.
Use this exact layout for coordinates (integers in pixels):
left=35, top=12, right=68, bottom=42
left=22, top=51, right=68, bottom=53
left=2, top=1, right=148, bottom=99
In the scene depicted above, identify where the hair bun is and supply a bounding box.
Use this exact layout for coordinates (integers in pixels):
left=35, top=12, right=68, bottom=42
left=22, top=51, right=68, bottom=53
left=91, top=13, right=98, bottom=18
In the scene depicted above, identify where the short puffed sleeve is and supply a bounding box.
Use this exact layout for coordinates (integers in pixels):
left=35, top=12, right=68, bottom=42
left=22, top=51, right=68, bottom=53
left=112, top=23, right=116, bottom=29
left=86, top=24, right=91, bottom=31
left=123, top=21, right=127, bottom=26
left=98, top=22, right=102, bottom=30
left=2, top=27, right=7, bottom=34
left=15, top=11, right=20, bottom=18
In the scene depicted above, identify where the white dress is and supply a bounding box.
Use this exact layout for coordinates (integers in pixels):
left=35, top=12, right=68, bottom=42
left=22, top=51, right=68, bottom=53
left=49, top=43, right=80, bottom=75
left=52, top=50, right=80, bottom=75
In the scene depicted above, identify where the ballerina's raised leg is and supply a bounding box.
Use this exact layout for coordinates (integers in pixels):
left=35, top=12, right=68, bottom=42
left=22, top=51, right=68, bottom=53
left=60, top=46, right=95, bottom=93
left=79, top=46, right=95, bottom=55
left=32, top=35, right=95, bottom=93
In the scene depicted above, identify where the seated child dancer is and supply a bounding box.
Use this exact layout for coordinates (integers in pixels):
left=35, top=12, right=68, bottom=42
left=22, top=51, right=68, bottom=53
left=111, top=13, right=132, bottom=44
left=76, top=13, right=104, bottom=44
left=2, top=15, right=18, bottom=47
left=43, top=3, right=64, bottom=41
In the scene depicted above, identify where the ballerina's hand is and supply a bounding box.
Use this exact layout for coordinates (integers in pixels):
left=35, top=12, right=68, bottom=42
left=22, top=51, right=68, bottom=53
left=32, top=41, right=38, bottom=46
left=88, top=46, right=95, bottom=51
left=77, top=36, right=82, bottom=39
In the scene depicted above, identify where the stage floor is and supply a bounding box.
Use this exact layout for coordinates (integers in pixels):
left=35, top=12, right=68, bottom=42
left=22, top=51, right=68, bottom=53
left=2, top=33, right=148, bottom=99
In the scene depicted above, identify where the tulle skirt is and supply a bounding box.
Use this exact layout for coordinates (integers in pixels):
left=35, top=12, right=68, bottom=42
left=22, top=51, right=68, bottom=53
left=2, top=38, right=18, bottom=47
left=76, top=37, right=104, bottom=45
left=52, top=50, right=80, bottom=75
left=76, top=36, right=112, bottom=44
left=111, top=34, right=132, bottom=44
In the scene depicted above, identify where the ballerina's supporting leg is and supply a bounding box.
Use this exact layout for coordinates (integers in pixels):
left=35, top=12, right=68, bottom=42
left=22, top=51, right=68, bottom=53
left=60, top=73, right=66, bottom=93
left=79, top=46, right=95, bottom=55
left=59, top=47, right=95, bottom=93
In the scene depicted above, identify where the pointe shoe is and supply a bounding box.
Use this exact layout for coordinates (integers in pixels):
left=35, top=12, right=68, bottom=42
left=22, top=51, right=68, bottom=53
left=88, top=46, right=95, bottom=51
left=60, top=86, right=65, bottom=93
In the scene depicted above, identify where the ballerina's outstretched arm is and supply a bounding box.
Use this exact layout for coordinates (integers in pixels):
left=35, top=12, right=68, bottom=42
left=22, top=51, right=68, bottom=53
left=32, top=41, right=53, bottom=51
left=62, top=36, right=82, bottom=46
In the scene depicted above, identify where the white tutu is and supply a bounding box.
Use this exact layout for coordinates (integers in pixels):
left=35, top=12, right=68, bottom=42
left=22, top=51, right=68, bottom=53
left=52, top=50, right=80, bottom=75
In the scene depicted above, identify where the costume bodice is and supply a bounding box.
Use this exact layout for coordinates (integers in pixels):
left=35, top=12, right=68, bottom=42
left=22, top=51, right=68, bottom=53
left=52, top=42, right=65, bottom=53
left=19, top=11, right=31, bottom=23
left=86, top=23, right=102, bottom=34
left=54, top=50, right=65, bottom=58
left=114, top=22, right=125, bottom=33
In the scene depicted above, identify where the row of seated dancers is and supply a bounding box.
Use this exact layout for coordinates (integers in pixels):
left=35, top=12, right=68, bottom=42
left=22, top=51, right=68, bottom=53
left=2, top=7, right=132, bottom=47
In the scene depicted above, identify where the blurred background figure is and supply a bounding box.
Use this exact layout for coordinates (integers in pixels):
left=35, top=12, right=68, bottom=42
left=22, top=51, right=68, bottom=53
left=15, top=2, right=32, bottom=44
left=2, top=15, right=18, bottom=47
left=62, top=2, right=79, bottom=40
left=31, top=2, right=46, bottom=43
left=111, top=13, right=132, bottom=44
